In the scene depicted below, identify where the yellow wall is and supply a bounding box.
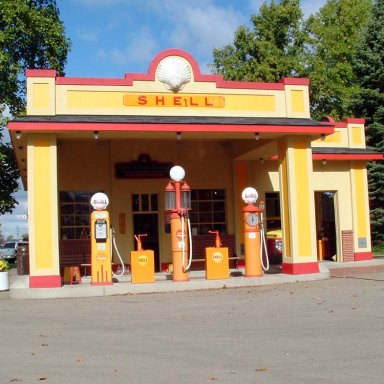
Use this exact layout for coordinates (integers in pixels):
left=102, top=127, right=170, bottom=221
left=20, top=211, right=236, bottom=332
left=28, top=135, right=59, bottom=276
left=27, top=54, right=310, bottom=119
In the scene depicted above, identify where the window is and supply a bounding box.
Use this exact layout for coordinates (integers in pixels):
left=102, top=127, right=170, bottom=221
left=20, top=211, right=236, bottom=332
left=265, top=192, right=281, bottom=231
left=189, top=189, right=226, bottom=235
left=132, top=194, right=158, bottom=212
left=59, top=191, right=97, bottom=240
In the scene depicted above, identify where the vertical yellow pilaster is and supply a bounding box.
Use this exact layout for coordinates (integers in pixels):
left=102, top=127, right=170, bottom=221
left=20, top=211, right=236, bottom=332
left=278, top=138, right=319, bottom=274
left=350, top=161, right=372, bottom=260
left=28, top=135, right=61, bottom=287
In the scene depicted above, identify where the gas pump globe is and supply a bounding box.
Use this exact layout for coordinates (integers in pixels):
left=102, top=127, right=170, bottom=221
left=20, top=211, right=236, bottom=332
left=165, top=166, right=192, bottom=282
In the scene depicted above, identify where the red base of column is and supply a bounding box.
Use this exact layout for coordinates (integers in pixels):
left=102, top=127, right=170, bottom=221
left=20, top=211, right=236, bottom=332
left=29, top=275, right=62, bottom=288
left=282, top=262, right=319, bottom=275
left=354, top=252, right=373, bottom=261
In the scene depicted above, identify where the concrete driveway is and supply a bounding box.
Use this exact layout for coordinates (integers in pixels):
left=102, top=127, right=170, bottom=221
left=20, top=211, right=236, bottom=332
left=1, top=263, right=384, bottom=383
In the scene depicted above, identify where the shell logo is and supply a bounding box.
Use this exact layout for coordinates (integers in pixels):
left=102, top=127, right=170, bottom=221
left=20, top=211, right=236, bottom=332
left=138, top=255, right=149, bottom=266
left=212, top=252, right=223, bottom=264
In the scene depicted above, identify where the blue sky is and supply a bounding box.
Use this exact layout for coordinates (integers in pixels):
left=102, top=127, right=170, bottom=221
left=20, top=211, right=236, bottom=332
left=0, top=0, right=326, bottom=239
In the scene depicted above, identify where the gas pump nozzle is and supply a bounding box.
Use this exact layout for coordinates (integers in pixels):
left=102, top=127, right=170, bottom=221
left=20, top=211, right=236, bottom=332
left=208, top=230, right=222, bottom=248
left=134, top=234, right=148, bottom=252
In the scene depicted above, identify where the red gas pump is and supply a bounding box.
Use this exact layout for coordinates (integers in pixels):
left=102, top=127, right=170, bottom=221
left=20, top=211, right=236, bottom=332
left=242, top=187, right=263, bottom=277
left=165, top=166, right=192, bottom=282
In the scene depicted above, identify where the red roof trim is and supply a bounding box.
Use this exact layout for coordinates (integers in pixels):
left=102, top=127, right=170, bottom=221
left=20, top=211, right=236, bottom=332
left=26, top=69, right=57, bottom=77
left=42, top=49, right=305, bottom=91
left=280, top=78, right=310, bottom=86
left=321, top=116, right=365, bottom=128
left=313, top=153, right=383, bottom=161
left=8, top=121, right=334, bottom=134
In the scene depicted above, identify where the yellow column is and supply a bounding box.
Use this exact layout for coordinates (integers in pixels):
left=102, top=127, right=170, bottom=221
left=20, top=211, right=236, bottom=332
left=28, top=135, right=61, bottom=287
left=350, top=162, right=372, bottom=260
left=278, top=138, right=319, bottom=274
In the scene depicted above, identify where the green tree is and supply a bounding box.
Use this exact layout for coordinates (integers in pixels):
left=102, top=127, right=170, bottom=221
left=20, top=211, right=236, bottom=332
left=304, top=0, right=372, bottom=120
left=211, top=0, right=306, bottom=82
left=350, top=0, right=384, bottom=243
left=0, top=0, right=70, bottom=214
left=211, top=0, right=372, bottom=121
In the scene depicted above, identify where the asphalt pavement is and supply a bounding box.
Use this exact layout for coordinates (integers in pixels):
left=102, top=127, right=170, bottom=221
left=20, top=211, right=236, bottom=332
left=1, top=259, right=384, bottom=383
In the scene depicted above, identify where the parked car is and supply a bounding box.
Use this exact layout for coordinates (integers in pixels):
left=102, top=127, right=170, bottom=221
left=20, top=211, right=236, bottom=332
left=265, top=218, right=283, bottom=264
left=0, top=241, right=28, bottom=264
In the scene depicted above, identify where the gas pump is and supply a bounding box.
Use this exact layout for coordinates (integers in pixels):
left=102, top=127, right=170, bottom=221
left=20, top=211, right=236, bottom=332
left=205, top=230, right=229, bottom=280
left=165, top=166, right=192, bottom=282
left=90, top=192, right=112, bottom=285
left=242, top=187, right=269, bottom=277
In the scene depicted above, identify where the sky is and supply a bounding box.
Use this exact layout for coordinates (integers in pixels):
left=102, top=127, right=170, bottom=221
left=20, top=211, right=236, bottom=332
left=0, top=0, right=326, bottom=240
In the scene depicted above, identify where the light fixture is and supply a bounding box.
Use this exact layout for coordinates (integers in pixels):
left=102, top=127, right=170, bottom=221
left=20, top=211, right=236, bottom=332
left=322, top=159, right=327, bottom=165
left=259, top=158, right=264, bottom=164
left=94, top=131, right=99, bottom=140
left=320, top=133, right=326, bottom=141
left=176, top=132, right=181, bottom=141
left=16, top=131, right=21, bottom=139
left=255, top=132, right=260, bottom=140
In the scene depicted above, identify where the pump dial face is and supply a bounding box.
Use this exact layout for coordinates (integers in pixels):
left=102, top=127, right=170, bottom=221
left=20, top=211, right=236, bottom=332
left=246, top=213, right=259, bottom=226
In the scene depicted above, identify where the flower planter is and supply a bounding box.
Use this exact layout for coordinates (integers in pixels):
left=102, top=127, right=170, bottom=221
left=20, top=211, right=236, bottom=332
left=0, top=271, right=10, bottom=291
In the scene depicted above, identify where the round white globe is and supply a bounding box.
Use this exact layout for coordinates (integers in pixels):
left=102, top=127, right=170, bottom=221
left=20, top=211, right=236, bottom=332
left=241, top=187, right=258, bottom=204
left=90, top=192, right=109, bottom=210
left=169, top=165, right=185, bottom=182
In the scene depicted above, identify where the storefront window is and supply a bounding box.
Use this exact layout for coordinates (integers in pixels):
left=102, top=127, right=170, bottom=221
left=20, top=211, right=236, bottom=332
left=190, top=189, right=226, bottom=235
left=59, top=191, right=97, bottom=240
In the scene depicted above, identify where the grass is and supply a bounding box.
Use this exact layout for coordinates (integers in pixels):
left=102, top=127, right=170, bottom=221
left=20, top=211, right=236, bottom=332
left=373, top=242, right=384, bottom=256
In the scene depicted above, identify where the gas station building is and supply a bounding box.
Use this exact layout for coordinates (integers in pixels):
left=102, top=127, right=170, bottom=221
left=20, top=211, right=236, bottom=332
left=8, top=49, right=383, bottom=288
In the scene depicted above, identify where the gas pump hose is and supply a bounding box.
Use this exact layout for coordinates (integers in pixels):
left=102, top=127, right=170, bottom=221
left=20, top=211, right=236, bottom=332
left=111, top=228, right=126, bottom=277
left=260, top=214, right=270, bottom=271
left=181, top=215, right=193, bottom=272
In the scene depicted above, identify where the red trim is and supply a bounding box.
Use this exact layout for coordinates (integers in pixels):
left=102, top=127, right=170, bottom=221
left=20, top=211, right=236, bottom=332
left=321, top=117, right=365, bottom=128
left=345, top=118, right=365, bottom=124
left=280, top=78, right=310, bottom=86
left=313, top=153, right=384, bottom=161
left=354, top=252, right=373, bottom=261
left=8, top=121, right=334, bottom=134
left=43, top=49, right=306, bottom=91
left=282, top=262, right=320, bottom=275
left=29, top=275, right=62, bottom=288
left=26, top=69, right=57, bottom=77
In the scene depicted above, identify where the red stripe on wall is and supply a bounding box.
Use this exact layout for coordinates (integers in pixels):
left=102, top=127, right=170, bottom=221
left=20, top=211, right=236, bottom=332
left=354, top=252, right=373, bottom=261
left=29, top=275, right=62, bottom=288
left=282, top=262, right=320, bottom=275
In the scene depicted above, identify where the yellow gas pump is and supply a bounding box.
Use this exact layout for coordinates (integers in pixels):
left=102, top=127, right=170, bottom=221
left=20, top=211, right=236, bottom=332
left=130, top=234, right=155, bottom=284
left=205, top=230, right=229, bottom=280
left=90, top=193, right=112, bottom=285
left=242, top=187, right=263, bottom=277
left=165, top=166, right=192, bottom=282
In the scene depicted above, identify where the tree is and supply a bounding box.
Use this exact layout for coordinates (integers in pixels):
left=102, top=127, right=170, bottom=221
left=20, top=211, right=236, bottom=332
left=0, top=0, right=70, bottom=214
left=350, top=0, right=384, bottom=243
left=303, top=0, right=372, bottom=120
left=210, top=0, right=307, bottom=82
left=210, top=0, right=372, bottom=121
